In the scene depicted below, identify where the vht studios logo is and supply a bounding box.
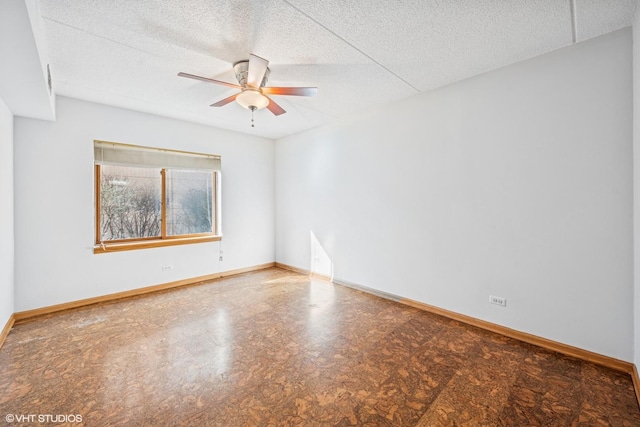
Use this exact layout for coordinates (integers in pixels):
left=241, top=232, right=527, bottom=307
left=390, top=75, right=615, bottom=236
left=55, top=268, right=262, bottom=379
left=5, top=414, right=83, bottom=423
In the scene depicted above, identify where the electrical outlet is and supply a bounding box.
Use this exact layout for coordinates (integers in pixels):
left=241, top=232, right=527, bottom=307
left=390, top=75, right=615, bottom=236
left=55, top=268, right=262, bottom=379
left=489, top=295, right=507, bottom=307
left=162, top=265, right=173, bottom=271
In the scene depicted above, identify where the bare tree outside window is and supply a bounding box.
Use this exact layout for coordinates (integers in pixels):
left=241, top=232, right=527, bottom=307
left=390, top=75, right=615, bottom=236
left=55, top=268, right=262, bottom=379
left=166, top=169, right=213, bottom=236
left=99, top=165, right=162, bottom=241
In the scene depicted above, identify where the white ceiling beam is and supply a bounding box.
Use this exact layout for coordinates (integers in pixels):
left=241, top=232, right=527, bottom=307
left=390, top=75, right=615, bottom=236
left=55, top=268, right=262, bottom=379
left=0, top=0, right=55, bottom=121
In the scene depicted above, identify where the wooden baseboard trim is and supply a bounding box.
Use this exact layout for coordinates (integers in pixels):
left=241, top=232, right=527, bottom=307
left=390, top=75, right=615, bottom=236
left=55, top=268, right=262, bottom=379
left=331, top=277, right=404, bottom=303
left=633, top=365, right=640, bottom=409
left=0, top=314, right=15, bottom=350
left=274, top=262, right=332, bottom=281
left=328, top=275, right=633, bottom=375
left=275, top=262, right=309, bottom=275
left=14, top=262, right=275, bottom=322
left=220, top=262, right=275, bottom=277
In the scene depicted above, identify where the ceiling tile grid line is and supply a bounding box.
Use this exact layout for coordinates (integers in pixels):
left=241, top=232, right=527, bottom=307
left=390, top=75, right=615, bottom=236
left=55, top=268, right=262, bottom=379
left=570, top=0, right=578, bottom=43
left=282, top=0, right=421, bottom=93
left=42, top=16, right=157, bottom=58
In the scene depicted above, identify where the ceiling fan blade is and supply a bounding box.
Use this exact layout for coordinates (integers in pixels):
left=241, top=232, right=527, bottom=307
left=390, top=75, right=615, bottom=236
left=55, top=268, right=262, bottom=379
left=261, top=86, right=318, bottom=97
left=178, top=72, right=242, bottom=89
left=210, top=93, right=239, bottom=107
left=247, top=54, right=269, bottom=88
left=266, top=97, right=286, bottom=116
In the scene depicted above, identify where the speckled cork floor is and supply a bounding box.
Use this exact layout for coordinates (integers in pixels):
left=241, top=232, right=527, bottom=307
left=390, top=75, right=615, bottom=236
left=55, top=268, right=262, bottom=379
left=0, top=268, right=638, bottom=426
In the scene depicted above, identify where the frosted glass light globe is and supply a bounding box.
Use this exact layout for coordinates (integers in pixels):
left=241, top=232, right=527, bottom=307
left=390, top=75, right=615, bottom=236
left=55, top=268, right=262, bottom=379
left=236, top=89, right=269, bottom=110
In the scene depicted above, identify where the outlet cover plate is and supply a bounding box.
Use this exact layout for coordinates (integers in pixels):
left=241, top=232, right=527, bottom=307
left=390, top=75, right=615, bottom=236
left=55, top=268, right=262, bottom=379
left=489, top=295, right=507, bottom=307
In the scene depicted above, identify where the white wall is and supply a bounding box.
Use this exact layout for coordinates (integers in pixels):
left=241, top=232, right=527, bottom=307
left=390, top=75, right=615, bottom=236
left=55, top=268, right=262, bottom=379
left=14, top=96, right=274, bottom=312
left=633, top=11, right=640, bottom=370
left=276, top=29, right=633, bottom=361
left=0, top=96, right=14, bottom=328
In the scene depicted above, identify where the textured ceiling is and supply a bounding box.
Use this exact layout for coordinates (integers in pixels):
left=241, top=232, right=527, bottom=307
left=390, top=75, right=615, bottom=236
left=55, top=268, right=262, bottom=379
left=38, top=0, right=638, bottom=139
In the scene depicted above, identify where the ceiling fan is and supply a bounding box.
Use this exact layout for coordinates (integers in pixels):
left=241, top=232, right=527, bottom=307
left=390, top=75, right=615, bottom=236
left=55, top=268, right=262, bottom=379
left=178, top=54, right=317, bottom=126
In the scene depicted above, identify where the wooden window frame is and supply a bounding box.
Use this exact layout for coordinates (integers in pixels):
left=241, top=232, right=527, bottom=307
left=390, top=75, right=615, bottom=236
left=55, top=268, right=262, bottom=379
left=94, top=164, right=221, bottom=254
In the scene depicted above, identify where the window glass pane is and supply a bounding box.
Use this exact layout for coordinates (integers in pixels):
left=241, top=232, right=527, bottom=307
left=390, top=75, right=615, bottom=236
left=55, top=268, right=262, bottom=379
left=100, top=165, right=162, bottom=241
left=166, top=169, right=213, bottom=236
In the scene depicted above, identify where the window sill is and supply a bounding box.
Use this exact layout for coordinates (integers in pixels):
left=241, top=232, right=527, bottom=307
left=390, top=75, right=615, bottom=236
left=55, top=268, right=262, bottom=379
left=94, top=235, right=221, bottom=254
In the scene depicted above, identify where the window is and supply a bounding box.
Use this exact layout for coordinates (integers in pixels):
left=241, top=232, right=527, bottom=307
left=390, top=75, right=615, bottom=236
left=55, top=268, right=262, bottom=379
left=166, top=169, right=214, bottom=236
left=94, top=141, right=221, bottom=253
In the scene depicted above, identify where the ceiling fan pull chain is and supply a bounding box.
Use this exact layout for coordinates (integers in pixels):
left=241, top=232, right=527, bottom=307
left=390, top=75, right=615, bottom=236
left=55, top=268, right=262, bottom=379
left=250, top=106, right=256, bottom=127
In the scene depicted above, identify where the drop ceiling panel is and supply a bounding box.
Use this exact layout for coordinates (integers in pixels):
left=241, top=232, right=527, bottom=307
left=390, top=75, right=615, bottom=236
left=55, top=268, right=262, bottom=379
left=287, top=0, right=576, bottom=92
left=575, top=0, right=638, bottom=41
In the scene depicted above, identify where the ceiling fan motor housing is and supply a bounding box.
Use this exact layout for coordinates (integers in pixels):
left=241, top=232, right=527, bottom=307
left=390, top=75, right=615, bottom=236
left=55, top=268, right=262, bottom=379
left=233, top=60, right=270, bottom=88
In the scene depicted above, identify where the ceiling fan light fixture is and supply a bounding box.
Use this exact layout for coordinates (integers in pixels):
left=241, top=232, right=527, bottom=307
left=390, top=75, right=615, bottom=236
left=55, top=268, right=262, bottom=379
left=236, top=89, right=269, bottom=110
